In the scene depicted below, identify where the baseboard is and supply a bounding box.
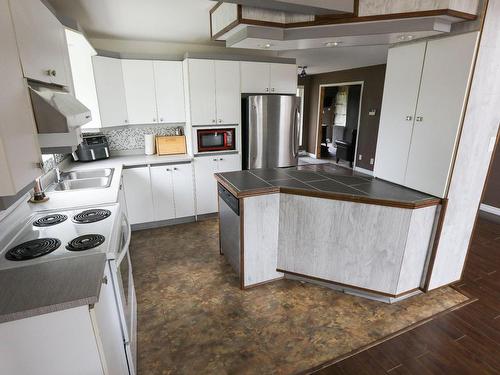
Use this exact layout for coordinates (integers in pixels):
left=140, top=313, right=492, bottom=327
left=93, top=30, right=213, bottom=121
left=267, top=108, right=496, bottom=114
left=353, top=166, right=374, bottom=176
left=480, top=203, right=500, bottom=216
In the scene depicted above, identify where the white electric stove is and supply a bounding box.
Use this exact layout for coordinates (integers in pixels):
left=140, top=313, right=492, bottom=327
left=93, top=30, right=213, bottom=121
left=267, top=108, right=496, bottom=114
left=0, top=203, right=121, bottom=270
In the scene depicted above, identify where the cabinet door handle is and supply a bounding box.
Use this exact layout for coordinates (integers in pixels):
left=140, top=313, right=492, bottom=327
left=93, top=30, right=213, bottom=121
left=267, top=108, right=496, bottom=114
left=416, top=116, right=423, bottom=122
left=160, top=118, right=164, bottom=122
left=265, top=88, right=269, bottom=92
left=212, top=119, right=216, bottom=123
left=153, top=118, right=157, bottom=122
left=166, top=168, right=171, bottom=171
left=218, top=119, right=222, bottom=123
left=102, top=276, right=108, bottom=285
left=173, top=167, right=178, bottom=171
left=405, top=116, right=413, bottom=121
left=124, top=119, right=128, bottom=123
left=46, top=69, right=56, bottom=77
left=271, top=88, right=275, bottom=92
left=213, top=158, right=217, bottom=161
left=219, top=158, right=224, bottom=161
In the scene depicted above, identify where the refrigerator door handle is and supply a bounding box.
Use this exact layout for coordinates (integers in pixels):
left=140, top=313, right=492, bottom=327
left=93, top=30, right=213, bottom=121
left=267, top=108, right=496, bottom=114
left=293, top=106, right=300, bottom=157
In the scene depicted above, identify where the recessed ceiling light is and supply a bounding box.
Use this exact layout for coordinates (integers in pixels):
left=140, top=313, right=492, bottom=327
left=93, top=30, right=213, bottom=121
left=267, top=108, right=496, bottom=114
left=325, top=41, right=342, bottom=47
left=262, top=43, right=272, bottom=49
left=398, top=35, right=415, bottom=41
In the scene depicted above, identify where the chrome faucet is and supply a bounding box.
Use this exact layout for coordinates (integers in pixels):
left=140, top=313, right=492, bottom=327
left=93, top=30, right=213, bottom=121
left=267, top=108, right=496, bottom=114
left=55, top=167, right=62, bottom=183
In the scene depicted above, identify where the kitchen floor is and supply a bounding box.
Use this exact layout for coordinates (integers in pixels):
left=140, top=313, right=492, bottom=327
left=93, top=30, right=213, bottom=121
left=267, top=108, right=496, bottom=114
left=130, top=219, right=469, bottom=375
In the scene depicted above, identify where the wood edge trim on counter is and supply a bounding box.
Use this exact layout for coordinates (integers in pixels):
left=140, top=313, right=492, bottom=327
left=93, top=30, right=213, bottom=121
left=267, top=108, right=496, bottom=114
left=242, top=276, right=285, bottom=290
left=213, top=8, right=477, bottom=40
left=239, top=198, right=245, bottom=290
left=422, top=198, right=449, bottom=291
left=300, top=295, right=477, bottom=375
left=277, top=269, right=419, bottom=298
left=215, top=174, right=442, bottom=209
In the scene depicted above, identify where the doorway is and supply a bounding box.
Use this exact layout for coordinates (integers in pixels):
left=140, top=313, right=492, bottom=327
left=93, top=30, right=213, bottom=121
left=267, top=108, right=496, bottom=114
left=315, top=82, right=363, bottom=169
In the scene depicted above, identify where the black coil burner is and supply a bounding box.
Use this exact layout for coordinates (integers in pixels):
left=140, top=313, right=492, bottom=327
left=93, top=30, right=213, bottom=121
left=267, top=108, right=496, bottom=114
left=66, top=234, right=105, bottom=251
left=6, top=238, right=61, bottom=261
left=73, top=209, right=111, bottom=224
left=33, top=214, right=68, bottom=227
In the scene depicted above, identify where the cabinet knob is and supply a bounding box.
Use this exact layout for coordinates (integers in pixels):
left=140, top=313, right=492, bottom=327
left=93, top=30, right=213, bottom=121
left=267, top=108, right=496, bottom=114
left=166, top=168, right=171, bottom=171
left=213, top=158, right=217, bottom=161
left=416, top=116, right=423, bottom=122
left=219, top=158, right=224, bottom=161
left=218, top=119, right=222, bottom=123
left=212, top=119, right=216, bottom=123
left=265, top=88, right=269, bottom=92
left=173, top=167, right=178, bottom=171
left=153, top=118, right=157, bottom=122
left=160, top=118, right=164, bottom=122
left=124, top=119, right=128, bottom=123
left=271, top=88, right=275, bottom=92
left=405, top=116, right=413, bottom=121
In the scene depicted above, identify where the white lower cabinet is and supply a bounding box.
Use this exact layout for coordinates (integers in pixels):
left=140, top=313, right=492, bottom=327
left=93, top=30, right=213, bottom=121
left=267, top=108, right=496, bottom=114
left=122, top=167, right=154, bottom=225
left=194, top=154, right=241, bottom=215
left=123, top=163, right=195, bottom=225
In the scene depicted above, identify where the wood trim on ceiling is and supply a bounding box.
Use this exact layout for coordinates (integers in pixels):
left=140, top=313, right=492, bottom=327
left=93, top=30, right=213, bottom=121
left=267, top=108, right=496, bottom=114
left=277, top=268, right=420, bottom=298
left=212, top=8, right=478, bottom=40
left=211, top=3, right=243, bottom=40
left=214, top=174, right=442, bottom=210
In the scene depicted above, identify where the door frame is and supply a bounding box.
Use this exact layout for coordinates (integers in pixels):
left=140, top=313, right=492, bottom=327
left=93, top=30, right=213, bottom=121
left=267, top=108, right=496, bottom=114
left=314, top=81, right=364, bottom=168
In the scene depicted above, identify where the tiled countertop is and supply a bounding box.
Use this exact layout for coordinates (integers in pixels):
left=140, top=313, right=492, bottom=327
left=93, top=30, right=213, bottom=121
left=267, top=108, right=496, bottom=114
left=215, top=164, right=441, bottom=209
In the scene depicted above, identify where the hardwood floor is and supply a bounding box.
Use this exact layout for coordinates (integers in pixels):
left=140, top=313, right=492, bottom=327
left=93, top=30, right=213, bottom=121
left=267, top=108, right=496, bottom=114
left=314, top=213, right=500, bottom=374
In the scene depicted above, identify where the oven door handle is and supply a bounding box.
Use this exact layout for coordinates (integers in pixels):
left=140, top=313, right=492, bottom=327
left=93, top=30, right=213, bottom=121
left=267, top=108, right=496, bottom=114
left=117, top=213, right=131, bottom=266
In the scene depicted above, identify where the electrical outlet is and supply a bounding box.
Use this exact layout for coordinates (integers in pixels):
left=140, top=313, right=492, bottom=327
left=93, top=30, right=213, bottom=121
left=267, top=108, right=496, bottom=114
left=370, top=158, right=374, bottom=165
left=358, top=154, right=362, bottom=161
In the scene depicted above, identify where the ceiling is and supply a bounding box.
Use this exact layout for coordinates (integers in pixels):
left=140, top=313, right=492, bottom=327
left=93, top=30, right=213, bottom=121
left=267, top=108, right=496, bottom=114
left=47, top=0, right=217, bottom=44
left=47, top=0, right=389, bottom=73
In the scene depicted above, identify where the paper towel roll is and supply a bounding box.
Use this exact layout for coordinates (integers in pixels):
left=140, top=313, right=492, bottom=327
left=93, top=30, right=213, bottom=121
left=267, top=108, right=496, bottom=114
left=145, top=134, right=155, bottom=155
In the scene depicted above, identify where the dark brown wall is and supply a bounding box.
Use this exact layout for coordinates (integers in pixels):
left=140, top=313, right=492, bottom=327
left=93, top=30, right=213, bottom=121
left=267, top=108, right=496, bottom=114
left=302, top=64, right=386, bottom=170
left=483, top=145, right=500, bottom=208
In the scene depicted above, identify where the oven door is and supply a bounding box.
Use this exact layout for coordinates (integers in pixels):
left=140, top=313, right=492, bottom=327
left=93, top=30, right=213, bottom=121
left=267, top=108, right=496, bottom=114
left=197, top=129, right=235, bottom=152
left=112, top=213, right=137, bottom=375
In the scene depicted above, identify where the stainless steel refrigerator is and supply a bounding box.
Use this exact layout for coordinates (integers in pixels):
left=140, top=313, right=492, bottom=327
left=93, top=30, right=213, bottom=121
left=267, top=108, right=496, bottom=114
left=242, top=95, right=299, bottom=170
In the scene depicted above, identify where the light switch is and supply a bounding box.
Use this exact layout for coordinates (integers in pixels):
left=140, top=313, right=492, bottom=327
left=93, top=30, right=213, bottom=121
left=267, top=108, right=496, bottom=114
left=358, top=154, right=362, bottom=160
left=369, top=109, right=377, bottom=116
left=370, top=158, right=374, bottom=165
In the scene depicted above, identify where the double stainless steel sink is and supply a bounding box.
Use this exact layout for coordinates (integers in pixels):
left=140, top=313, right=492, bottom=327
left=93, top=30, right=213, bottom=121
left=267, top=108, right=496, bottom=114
left=46, top=168, right=114, bottom=192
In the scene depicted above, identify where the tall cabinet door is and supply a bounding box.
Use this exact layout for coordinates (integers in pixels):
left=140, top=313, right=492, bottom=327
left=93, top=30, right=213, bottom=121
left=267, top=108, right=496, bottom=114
left=215, top=60, right=240, bottom=125
left=374, top=42, right=426, bottom=185
left=172, top=163, right=195, bottom=218
left=194, top=157, right=219, bottom=215
left=405, top=32, right=478, bottom=197
left=122, top=60, right=158, bottom=125
left=150, top=166, right=176, bottom=221
left=187, top=59, right=217, bottom=126
left=122, top=167, right=154, bottom=225
left=153, top=61, right=186, bottom=123
left=269, top=63, right=297, bottom=94
left=92, top=56, right=128, bottom=127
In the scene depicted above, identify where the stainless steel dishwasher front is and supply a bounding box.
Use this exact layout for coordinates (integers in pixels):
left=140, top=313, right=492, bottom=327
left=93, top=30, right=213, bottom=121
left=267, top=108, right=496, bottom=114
left=218, top=183, right=241, bottom=276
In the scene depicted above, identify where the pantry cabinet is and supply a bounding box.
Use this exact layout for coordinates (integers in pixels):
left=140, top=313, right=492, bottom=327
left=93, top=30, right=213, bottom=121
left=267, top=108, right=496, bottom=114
left=153, top=61, right=186, bottom=123
left=374, top=32, right=478, bottom=198
left=121, top=60, right=158, bottom=125
left=8, top=0, right=70, bottom=86
left=92, top=56, right=129, bottom=127
left=185, top=59, right=240, bottom=126
left=194, top=154, right=241, bottom=215
left=241, top=62, right=297, bottom=94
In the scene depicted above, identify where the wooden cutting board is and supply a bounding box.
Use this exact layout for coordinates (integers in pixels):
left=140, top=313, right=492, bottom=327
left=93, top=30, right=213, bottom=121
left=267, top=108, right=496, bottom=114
left=156, top=136, right=186, bottom=156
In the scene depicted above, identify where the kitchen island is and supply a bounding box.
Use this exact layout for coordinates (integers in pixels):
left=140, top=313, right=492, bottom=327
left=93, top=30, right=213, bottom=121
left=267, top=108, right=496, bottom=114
left=215, top=164, right=441, bottom=302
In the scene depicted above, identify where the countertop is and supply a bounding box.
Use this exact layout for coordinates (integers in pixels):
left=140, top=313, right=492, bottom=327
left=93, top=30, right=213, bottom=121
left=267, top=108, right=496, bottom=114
left=215, top=164, right=441, bottom=209
left=30, top=153, right=193, bottom=211
left=0, top=253, right=106, bottom=323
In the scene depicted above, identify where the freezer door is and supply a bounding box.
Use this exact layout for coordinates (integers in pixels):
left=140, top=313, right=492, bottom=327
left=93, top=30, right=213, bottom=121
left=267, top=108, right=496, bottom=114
left=247, top=95, right=299, bottom=169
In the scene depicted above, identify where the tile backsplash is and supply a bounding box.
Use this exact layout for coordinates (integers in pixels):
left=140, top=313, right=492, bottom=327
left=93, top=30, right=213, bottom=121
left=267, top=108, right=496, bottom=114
left=99, top=123, right=184, bottom=151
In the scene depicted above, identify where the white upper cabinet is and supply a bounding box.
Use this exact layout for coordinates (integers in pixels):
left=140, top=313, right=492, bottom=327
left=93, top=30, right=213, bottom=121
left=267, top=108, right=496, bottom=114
left=8, top=0, right=70, bottom=86
left=121, top=60, right=158, bottom=125
left=241, top=62, right=271, bottom=93
left=0, top=0, right=42, bottom=196
left=374, top=42, right=426, bottom=185
left=186, top=59, right=217, bottom=126
left=405, top=32, right=478, bottom=197
left=153, top=61, right=185, bottom=123
left=374, top=32, right=478, bottom=198
left=269, top=63, right=298, bottom=94
left=92, top=56, right=128, bottom=127
left=241, top=62, right=297, bottom=94
left=215, top=60, right=240, bottom=125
